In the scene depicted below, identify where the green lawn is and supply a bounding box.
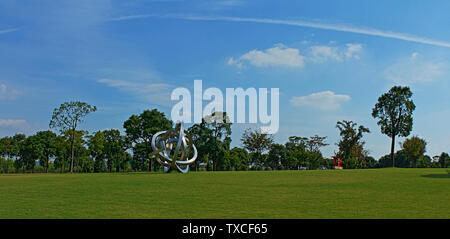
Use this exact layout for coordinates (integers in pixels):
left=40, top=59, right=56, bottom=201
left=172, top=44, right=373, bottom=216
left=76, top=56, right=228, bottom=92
left=0, top=168, right=448, bottom=218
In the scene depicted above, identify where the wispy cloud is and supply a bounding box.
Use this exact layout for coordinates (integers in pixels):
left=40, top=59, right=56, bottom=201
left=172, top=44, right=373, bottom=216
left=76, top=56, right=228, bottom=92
left=310, top=43, right=362, bottom=63
left=0, top=119, right=28, bottom=127
left=290, top=91, right=350, bottom=110
left=384, top=53, right=446, bottom=84
left=109, top=14, right=450, bottom=48
left=0, top=84, right=20, bottom=100
left=98, top=78, right=172, bottom=106
left=0, top=28, right=20, bottom=35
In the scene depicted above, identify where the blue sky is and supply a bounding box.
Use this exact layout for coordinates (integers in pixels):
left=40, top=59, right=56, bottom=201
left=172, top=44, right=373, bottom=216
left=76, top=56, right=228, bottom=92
left=0, top=0, right=449, bottom=159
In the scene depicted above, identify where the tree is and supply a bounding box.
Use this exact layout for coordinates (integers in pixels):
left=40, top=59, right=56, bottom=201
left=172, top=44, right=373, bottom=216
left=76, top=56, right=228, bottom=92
left=8, top=134, right=26, bottom=172
left=402, top=136, right=426, bottom=168
left=307, top=135, right=329, bottom=152
left=189, top=112, right=232, bottom=171
left=336, top=120, right=370, bottom=167
left=438, top=152, right=450, bottom=168
left=241, top=128, right=273, bottom=169
left=33, top=131, right=57, bottom=173
left=0, top=136, right=13, bottom=160
left=18, top=136, right=39, bottom=172
left=372, top=86, right=415, bottom=168
left=54, top=134, right=70, bottom=173
left=188, top=123, right=212, bottom=171
left=103, top=129, right=128, bottom=172
left=49, top=101, right=97, bottom=173
left=267, top=144, right=287, bottom=170
left=123, top=109, right=172, bottom=172
left=225, top=147, right=249, bottom=171
left=284, top=136, right=308, bottom=170
left=88, top=131, right=106, bottom=172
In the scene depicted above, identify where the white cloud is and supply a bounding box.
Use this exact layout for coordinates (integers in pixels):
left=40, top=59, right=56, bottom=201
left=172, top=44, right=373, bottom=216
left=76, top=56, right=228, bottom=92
left=227, top=57, right=242, bottom=68
left=230, top=43, right=362, bottom=69
left=205, top=0, right=245, bottom=10
left=310, top=46, right=342, bottom=63
left=384, top=53, right=445, bottom=84
left=290, top=91, right=351, bottom=110
left=345, top=43, right=362, bottom=60
left=0, top=119, right=28, bottom=127
left=0, top=84, right=20, bottom=100
left=310, top=43, right=362, bottom=63
left=98, top=78, right=172, bottom=106
left=228, top=44, right=305, bottom=68
left=109, top=14, right=450, bottom=48
left=0, top=28, right=20, bottom=35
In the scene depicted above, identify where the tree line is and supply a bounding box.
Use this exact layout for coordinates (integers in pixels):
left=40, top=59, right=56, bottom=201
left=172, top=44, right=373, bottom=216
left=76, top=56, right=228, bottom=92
left=0, top=86, right=449, bottom=173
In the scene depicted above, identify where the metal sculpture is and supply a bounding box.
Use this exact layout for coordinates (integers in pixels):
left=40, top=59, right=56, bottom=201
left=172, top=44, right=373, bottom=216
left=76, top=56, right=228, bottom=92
left=151, top=123, right=197, bottom=173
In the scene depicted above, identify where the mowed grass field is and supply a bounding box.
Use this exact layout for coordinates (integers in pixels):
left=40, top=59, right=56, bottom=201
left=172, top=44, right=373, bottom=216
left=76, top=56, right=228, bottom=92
left=0, top=168, right=449, bottom=218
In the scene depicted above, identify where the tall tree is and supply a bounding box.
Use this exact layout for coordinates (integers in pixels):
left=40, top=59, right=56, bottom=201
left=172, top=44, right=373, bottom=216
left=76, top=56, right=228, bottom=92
left=189, top=112, right=232, bottom=171
left=188, top=123, right=212, bottom=171
left=267, top=144, right=287, bottom=170
left=0, top=136, right=13, bottom=160
left=88, top=131, right=107, bottom=172
left=438, top=152, right=449, bottom=168
left=123, top=109, right=172, bottom=172
left=54, top=134, right=70, bottom=173
left=372, top=86, right=415, bottom=168
left=307, top=135, right=329, bottom=152
left=402, top=136, right=426, bottom=168
left=203, top=112, right=232, bottom=171
left=241, top=128, right=273, bottom=169
left=11, top=134, right=26, bottom=172
left=18, top=135, right=39, bottom=172
left=285, top=136, right=308, bottom=169
left=336, top=120, right=370, bottom=167
left=49, top=101, right=97, bottom=173
left=103, top=129, right=128, bottom=172
left=33, top=131, right=57, bottom=173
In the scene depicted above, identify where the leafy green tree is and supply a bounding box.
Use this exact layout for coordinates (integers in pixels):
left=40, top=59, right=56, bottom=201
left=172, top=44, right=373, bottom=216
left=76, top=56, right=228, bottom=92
left=336, top=120, right=370, bottom=168
left=364, top=156, right=378, bottom=168
left=378, top=150, right=410, bottom=168
left=284, top=136, right=308, bottom=170
left=438, top=152, right=450, bottom=168
left=123, top=109, right=172, bottom=172
left=88, top=131, right=107, bottom=172
left=417, top=155, right=432, bottom=168
left=402, top=136, right=426, bottom=168
left=54, top=130, right=88, bottom=173
left=189, top=112, right=232, bottom=171
left=241, top=128, right=273, bottom=169
left=267, top=144, right=287, bottom=170
left=54, top=134, right=70, bottom=173
left=0, top=136, right=13, bottom=160
left=227, top=147, right=249, bottom=171
left=18, top=135, right=41, bottom=172
left=203, top=112, right=232, bottom=171
left=103, top=129, right=128, bottom=172
left=372, top=86, right=415, bottom=168
left=188, top=123, right=212, bottom=171
left=0, top=157, right=13, bottom=173
left=33, top=131, right=57, bottom=173
left=49, top=101, right=97, bottom=173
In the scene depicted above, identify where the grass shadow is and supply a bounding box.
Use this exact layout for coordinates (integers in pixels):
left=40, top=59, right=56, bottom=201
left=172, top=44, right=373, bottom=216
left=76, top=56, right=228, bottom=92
left=421, top=173, right=450, bottom=179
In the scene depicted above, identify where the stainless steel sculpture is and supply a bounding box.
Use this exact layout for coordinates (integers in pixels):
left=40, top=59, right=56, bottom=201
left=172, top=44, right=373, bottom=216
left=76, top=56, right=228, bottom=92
left=151, top=123, right=197, bottom=173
